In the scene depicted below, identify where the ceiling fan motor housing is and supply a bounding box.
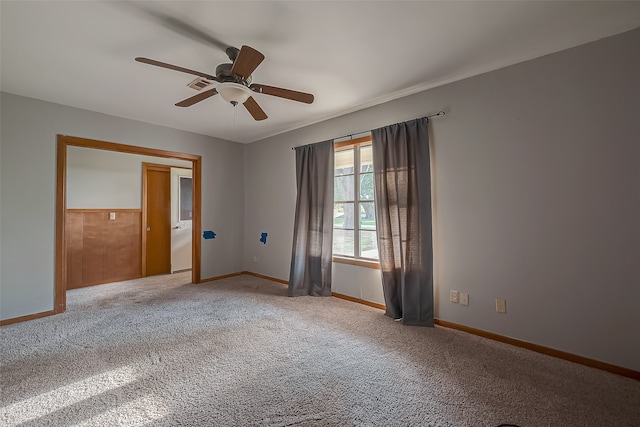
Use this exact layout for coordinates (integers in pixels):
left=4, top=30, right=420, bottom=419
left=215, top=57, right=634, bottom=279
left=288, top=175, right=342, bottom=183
left=215, top=63, right=250, bottom=84
left=215, top=63, right=233, bottom=81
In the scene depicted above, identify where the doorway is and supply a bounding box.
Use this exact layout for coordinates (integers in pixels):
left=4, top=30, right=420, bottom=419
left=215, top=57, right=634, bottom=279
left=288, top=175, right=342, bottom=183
left=55, top=135, right=202, bottom=314
left=171, top=168, right=193, bottom=273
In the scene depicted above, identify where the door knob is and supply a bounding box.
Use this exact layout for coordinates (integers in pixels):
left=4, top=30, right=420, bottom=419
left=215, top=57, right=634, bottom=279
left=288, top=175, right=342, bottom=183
left=147, top=227, right=151, bottom=231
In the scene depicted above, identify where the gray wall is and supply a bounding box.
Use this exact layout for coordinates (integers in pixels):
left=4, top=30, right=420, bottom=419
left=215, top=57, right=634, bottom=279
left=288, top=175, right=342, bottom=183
left=0, top=94, right=245, bottom=320
left=243, top=28, right=640, bottom=370
left=67, top=146, right=191, bottom=209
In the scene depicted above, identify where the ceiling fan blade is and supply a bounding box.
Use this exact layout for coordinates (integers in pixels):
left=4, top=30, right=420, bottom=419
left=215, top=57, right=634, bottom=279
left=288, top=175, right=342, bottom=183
left=231, top=46, right=265, bottom=79
left=156, top=15, right=230, bottom=52
left=243, top=96, right=268, bottom=121
left=250, top=84, right=314, bottom=104
left=175, top=88, right=218, bottom=107
left=124, top=3, right=231, bottom=52
left=135, top=57, right=217, bottom=81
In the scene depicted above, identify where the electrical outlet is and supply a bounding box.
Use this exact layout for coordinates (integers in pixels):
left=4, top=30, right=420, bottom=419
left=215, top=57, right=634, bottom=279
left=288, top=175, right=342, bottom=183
left=496, top=298, right=506, bottom=313
left=450, top=290, right=459, bottom=303
left=253, top=256, right=259, bottom=263
left=109, top=212, right=116, bottom=220
left=460, top=292, right=469, bottom=306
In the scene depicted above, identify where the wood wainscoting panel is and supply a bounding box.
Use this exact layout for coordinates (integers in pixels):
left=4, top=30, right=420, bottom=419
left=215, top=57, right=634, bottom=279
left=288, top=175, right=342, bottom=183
left=82, top=212, right=106, bottom=286
left=66, top=212, right=84, bottom=288
left=66, top=209, right=142, bottom=289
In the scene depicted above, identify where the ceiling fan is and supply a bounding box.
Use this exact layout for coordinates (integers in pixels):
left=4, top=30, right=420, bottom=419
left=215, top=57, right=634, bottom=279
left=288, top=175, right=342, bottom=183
left=135, top=45, right=314, bottom=121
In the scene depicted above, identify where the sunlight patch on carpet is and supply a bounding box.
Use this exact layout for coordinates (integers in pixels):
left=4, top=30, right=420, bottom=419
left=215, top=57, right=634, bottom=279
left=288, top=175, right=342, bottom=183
left=1, top=366, right=137, bottom=425
left=73, top=395, right=169, bottom=426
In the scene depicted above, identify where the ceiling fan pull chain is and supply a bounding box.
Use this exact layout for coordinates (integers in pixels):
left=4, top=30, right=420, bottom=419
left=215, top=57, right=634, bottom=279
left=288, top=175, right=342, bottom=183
left=234, top=104, right=237, bottom=140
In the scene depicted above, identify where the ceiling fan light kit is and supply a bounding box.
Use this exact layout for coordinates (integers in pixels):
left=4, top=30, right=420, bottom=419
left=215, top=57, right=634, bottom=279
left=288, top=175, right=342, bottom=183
left=136, top=45, right=314, bottom=121
left=216, top=82, right=252, bottom=105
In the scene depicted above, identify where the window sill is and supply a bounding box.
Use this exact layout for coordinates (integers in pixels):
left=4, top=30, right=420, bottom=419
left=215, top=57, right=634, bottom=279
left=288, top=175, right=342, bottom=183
left=332, top=256, right=380, bottom=270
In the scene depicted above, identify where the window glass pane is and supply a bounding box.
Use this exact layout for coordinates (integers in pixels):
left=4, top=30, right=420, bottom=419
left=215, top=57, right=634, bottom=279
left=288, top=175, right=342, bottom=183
left=359, top=202, right=376, bottom=230
left=334, top=202, right=354, bottom=229
left=334, top=175, right=354, bottom=201
left=333, top=203, right=343, bottom=228
left=335, top=149, right=354, bottom=176
left=360, top=230, right=378, bottom=259
left=360, top=173, right=374, bottom=200
left=333, top=229, right=354, bottom=257
left=360, top=145, right=373, bottom=173
left=179, top=176, right=193, bottom=221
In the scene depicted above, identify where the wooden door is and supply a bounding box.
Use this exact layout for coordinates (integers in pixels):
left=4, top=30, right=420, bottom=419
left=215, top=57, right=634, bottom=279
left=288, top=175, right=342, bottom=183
left=143, top=163, right=171, bottom=276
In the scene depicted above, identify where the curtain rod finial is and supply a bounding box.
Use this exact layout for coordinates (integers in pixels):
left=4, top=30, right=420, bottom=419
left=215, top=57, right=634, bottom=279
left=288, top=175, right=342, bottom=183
left=426, top=111, right=446, bottom=119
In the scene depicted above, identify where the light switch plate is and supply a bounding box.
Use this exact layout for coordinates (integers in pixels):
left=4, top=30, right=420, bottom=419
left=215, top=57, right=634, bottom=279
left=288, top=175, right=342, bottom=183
left=450, top=290, right=459, bottom=303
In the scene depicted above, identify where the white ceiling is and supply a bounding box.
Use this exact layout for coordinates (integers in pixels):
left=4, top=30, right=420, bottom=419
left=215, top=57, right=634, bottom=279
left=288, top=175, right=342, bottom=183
left=2, top=1, right=640, bottom=144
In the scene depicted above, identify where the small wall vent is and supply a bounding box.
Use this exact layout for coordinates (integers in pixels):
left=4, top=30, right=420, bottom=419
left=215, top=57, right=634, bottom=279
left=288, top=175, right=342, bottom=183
left=187, top=77, right=213, bottom=91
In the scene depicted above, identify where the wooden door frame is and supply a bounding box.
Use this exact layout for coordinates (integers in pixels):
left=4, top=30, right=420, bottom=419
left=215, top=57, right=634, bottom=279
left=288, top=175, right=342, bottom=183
left=141, top=162, right=172, bottom=277
left=55, top=135, right=202, bottom=314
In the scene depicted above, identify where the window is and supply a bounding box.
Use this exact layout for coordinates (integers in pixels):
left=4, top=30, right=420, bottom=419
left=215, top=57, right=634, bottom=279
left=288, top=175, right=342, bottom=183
left=179, top=176, right=193, bottom=221
left=333, top=137, right=378, bottom=264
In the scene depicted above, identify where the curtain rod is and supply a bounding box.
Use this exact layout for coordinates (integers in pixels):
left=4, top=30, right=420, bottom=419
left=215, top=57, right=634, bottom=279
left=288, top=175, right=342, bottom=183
left=291, top=111, right=446, bottom=150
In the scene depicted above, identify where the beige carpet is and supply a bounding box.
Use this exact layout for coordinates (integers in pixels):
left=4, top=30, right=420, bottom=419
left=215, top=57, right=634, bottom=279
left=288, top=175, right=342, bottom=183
left=1, top=273, right=639, bottom=426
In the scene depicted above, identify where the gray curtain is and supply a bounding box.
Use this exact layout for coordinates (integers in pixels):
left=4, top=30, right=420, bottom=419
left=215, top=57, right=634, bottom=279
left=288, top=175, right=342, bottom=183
left=371, top=118, right=433, bottom=326
left=288, top=140, right=335, bottom=297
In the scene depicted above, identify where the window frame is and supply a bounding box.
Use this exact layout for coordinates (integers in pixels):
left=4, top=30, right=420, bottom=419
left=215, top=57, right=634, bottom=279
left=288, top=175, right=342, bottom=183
left=333, top=136, right=380, bottom=269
